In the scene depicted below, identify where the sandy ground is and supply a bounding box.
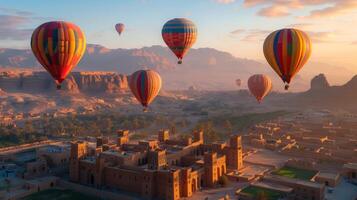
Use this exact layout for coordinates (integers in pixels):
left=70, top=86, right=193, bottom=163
left=244, top=148, right=291, bottom=168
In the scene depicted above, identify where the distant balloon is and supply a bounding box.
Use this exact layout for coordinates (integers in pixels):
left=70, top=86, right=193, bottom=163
left=162, top=18, right=197, bottom=64
left=236, top=79, right=242, bottom=87
left=129, top=70, right=162, bottom=111
left=248, top=74, right=272, bottom=103
left=263, top=28, right=311, bottom=90
left=115, top=23, right=125, bottom=35
left=31, top=21, right=86, bottom=89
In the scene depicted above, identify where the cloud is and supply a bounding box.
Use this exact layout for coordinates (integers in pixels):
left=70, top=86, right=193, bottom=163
left=230, top=28, right=269, bottom=41
left=243, top=0, right=267, bottom=7
left=243, top=0, right=357, bottom=18
left=215, top=0, right=236, bottom=4
left=0, top=7, right=33, bottom=16
left=286, top=23, right=314, bottom=29
left=257, top=5, right=290, bottom=17
left=230, top=29, right=245, bottom=35
left=241, top=29, right=270, bottom=41
left=231, top=28, right=335, bottom=43
left=307, top=31, right=335, bottom=43
left=307, top=1, right=357, bottom=18
left=0, top=15, right=33, bottom=40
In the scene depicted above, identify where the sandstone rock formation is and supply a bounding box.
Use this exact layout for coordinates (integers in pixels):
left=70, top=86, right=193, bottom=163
left=0, top=71, right=128, bottom=94
left=310, top=73, right=330, bottom=90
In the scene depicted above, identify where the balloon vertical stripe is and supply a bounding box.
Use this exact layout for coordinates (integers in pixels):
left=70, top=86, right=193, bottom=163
left=129, top=70, right=162, bottom=109
left=264, top=28, right=311, bottom=89
left=31, top=21, right=86, bottom=86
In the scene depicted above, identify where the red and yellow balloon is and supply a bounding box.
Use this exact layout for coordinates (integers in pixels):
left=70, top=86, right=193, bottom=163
left=263, top=28, right=311, bottom=90
left=129, top=70, right=162, bottom=111
left=248, top=74, right=272, bottom=103
left=31, top=21, right=86, bottom=89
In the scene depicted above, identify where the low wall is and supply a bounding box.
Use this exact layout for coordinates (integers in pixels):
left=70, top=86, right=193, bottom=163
left=58, top=179, right=140, bottom=200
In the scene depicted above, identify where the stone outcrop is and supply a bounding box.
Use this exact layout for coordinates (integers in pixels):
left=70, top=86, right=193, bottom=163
left=0, top=71, right=128, bottom=94
left=310, top=73, right=330, bottom=90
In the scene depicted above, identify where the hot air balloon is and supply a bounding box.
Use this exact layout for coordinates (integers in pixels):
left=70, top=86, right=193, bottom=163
left=263, top=28, right=311, bottom=90
left=31, top=21, right=86, bottom=89
left=129, top=70, right=162, bottom=111
left=162, top=18, right=197, bottom=64
left=236, top=79, right=242, bottom=87
left=248, top=74, right=272, bottom=103
left=115, top=23, right=125, bottom=35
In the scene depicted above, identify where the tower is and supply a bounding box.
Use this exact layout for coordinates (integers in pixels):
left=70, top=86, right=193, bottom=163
left=226, top=135, right=243, bottom=170
left=193, top=130, right=204, bottom=144
left=69, top=141, right=87, bottom=182
left=204, top=152, right=218, bottom=187
left=117, top=130, right=129, bottom=146
left=148, top=149, right=167, bottom=170
left=158, top=129, right=170, bottom=143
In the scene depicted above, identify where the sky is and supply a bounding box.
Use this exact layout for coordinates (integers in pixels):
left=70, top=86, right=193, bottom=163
left=1, top=0, right=357, bottom=72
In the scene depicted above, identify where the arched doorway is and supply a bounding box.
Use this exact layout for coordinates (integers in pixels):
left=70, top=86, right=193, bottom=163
left=191, top=178, right=197, bottom=192
left=90, top=174, right=94, bottom=185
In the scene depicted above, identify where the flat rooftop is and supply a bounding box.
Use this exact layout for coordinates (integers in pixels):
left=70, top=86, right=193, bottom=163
left=252, top=181, right=293, bottom=193
left=343, top=163, right=357, bottom=170
left=315, top=172, right=340, bottom=180
left=265, top=175, right=324, bottom=189
left=239, top=185, right=285, bottom=200
left=272, top=166, right=318, bottom=181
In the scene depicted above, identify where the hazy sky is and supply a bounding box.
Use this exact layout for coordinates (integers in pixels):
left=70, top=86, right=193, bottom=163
left=1, top=0, right=357, bottom=71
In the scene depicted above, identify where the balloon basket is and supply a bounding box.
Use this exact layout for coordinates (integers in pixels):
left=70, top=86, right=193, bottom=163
left=56, top=84, right=62, bottom=90
left=284, top=84, right=289, bottom=90
left=178, top=60, right=182, bottom=64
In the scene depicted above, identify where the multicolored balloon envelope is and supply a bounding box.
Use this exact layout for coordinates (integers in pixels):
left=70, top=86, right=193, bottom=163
left=115, top=23, right=125, bottom=35
left=263, top=28, right=311, bottom=90
left=31, top=21, right=86, bottom=89
left=162, top=18, right=197, bottom=64
left=248, top=74, right=272, bottom=103
left=129, top=70, right=162, bottom=111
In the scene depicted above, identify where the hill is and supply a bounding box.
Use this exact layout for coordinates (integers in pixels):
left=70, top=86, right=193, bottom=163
left=0, top=45, right=353, bottom=91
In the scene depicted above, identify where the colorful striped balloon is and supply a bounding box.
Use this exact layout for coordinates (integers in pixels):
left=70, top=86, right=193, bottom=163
left=129, top=70, right=162, bottom=111
left=31, top=21, right=86, bottom=89
left=263, top=28, right=311, bottom=90
left=248, top=74, right=272, bottom=103
left=162, top=18, right=197, bottom=64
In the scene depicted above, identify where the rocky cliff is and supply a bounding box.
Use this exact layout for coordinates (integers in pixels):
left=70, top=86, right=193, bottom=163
left=0, top=71, right=128, bottom=94
left=310, top=73, right=330, bottom=90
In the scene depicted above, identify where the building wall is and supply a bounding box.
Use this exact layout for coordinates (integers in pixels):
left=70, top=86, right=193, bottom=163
left=204, top=152, right=226, bottom=187
left=264, top=176, right=325, bottom=200
left=226, top=135, right=243, bottom=170
left=69, top=133, right=243, bottom=200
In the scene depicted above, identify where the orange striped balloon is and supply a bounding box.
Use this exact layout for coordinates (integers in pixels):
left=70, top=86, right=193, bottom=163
left=31, top=21, right=86, bottom=89
left=248, top=74, right=272, bottom=103
left=263, top=28, right=311, bottom=90
left=129, top=70, right=162, bottom=111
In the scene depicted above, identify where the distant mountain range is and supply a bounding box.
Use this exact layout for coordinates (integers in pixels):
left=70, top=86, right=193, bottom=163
left=0, top=44, right=354, bottom=91
left=290, top=73, right=357, bottom=110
